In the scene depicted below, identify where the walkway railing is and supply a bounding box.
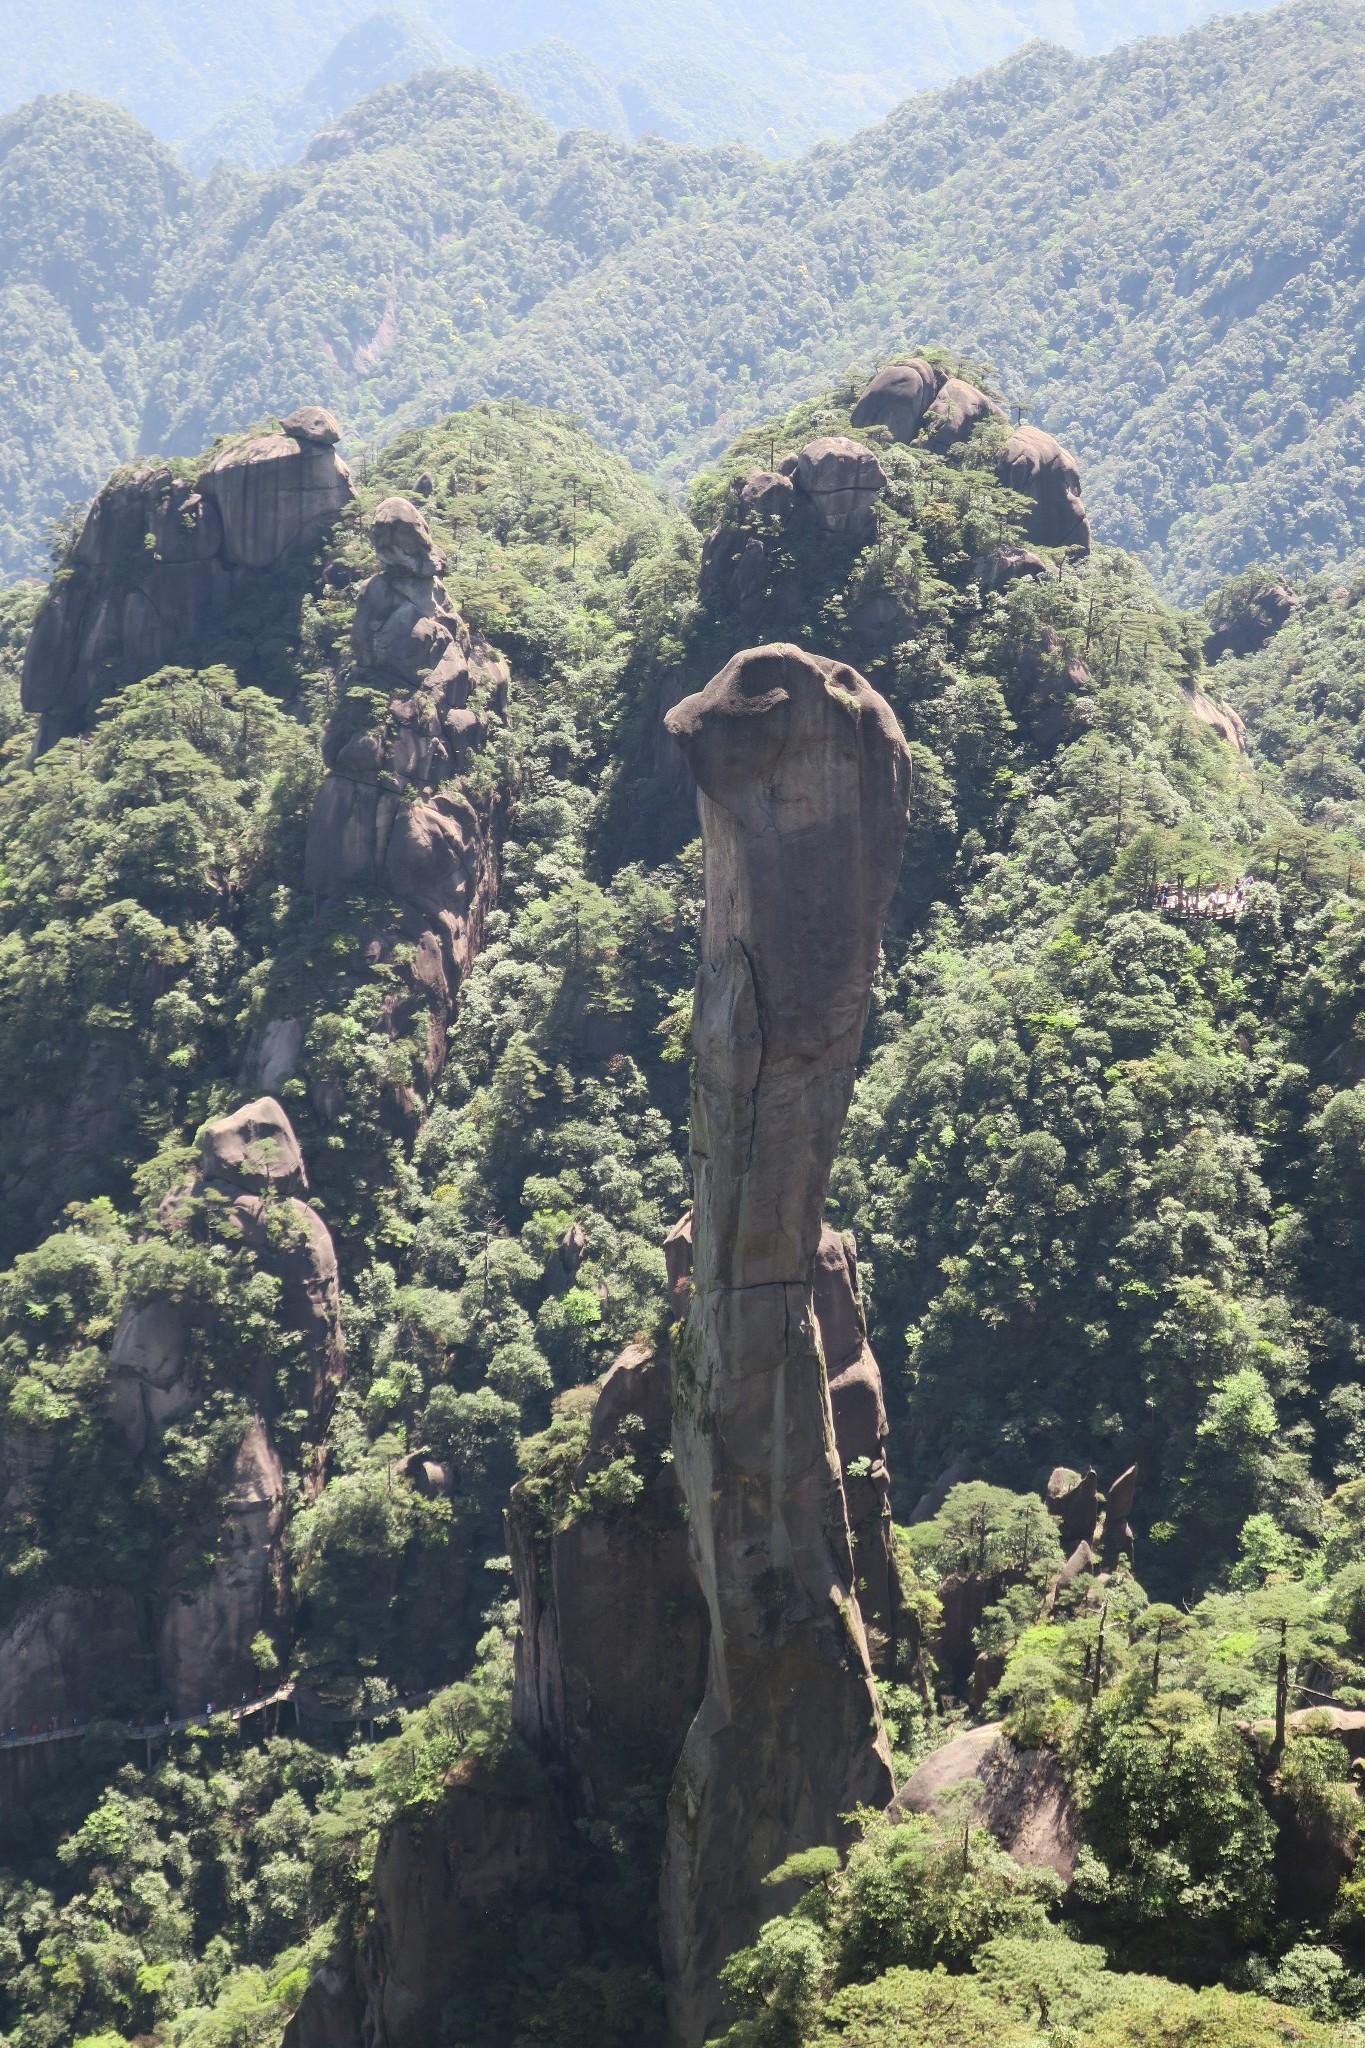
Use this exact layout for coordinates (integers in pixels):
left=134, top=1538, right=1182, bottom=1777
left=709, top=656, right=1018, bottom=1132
left=1, top=1685, right=438, bottom=1759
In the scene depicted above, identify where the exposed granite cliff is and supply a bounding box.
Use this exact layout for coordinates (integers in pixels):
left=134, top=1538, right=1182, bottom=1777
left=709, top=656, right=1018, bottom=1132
left=0, top=1096, right=345, bottom=1726
left=508, top=1339, right=710, bottom=1817
left=658, top=642, right=911, bottom=2045
left=21, top=406, right=353, bottom=751
left=301, top=495, right=508, bottom=1127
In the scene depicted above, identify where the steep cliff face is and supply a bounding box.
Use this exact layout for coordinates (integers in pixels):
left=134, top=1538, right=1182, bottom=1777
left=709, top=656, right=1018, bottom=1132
left=302, top=494, right=508, bottom=1126
left=20, top=406, right=354, bottom=751
left=508, top=1338, right=710, bottom=1817
left=283, top=1771, right=564, bottom=2048
left=658, top=642, right=911, bottom=2045
left=0, top=1095, right=345, bottom=1723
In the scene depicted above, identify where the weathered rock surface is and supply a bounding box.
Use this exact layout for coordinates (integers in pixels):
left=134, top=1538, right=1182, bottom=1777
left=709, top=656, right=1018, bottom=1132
left=158, top=1417, right=285, bottom=1715
left=921, top=375, right=1006, bottom=449
left=851, top=358, right=942, bottom=442
left=1185, top=685, right=1248, bottom=750
left=0, top=1587, right=146, bottom=1726
left=20, top=408, right=353, bottom=749
left=108, top=1297, right=193, bottom=1457
left=303, top=496, right=507, bottom=1111
left=509, top=1341, right=709, bottom=1815
left=795, top=435, right=887, bottom=537
left=283, top=1774, right=563, bottom=2048
left=814, top=1225, right=901, bottom=1671
left=660, top=642, right=911, bottom=2045
left=893, top=1721, right=1081, bottom=1882
left=995, top=424, right=1091, bottom=551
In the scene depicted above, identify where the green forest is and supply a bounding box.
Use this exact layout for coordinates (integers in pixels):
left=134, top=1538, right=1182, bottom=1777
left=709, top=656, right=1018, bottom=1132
left=7, top=4, right=1365, bottom=2044
left=1, top=0, right=1364, bottom=594
left=1, top=342, right=1365, bottom=2046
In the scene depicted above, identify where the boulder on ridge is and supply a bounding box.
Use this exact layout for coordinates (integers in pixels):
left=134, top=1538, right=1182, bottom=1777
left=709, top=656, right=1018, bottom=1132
left=920, top=376, right=1005, bottom=449
left=200, top=1096, right=307, bottom=1195
left=995, top=424, right=1091, bottom=551
left=794, top=435, right=886, bottom=536
left=851, top=358, right=942, bottom=442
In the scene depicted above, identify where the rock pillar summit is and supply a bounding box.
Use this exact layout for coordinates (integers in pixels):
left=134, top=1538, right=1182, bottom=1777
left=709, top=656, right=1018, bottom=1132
left=659, top=644, right=911, bottom=2044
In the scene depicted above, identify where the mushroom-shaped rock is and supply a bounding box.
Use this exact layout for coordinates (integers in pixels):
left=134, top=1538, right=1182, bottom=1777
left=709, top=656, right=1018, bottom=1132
left=200, top=430, right=353, bottom=570
left=851, top=358, right=941, bottom=442
left=281, top=405, right=342, bottom=447
left=995, top=425, right=1091, bottom=551
left=660, top=643, right=910, bottom=2045
left=200, top=1097, right=307, bottom=1195
left=371, top=496, right=443, bottom=582
left=794, top=435, right=886, bottom=537
left=893, top=1722, right=1081, bottom=1882
left=920, top=375, right=1005, bottom=449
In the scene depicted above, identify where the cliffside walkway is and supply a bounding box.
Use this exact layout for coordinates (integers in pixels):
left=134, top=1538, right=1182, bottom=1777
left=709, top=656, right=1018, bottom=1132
left=0, top=1685, right=438, bottom=1761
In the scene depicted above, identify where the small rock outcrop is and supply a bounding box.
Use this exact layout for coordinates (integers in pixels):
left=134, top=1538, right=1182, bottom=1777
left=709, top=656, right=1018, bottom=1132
left=1185, top=685, right=1248, bottom=751
left=303, top=496, right=508, bottom=1118
left=659, top=643, right=911, bottom=2045
left=508, top=1339, right=710, bottom=1816
left=994, top=424, right=1091, bottom=550
left=148, top=1097, right=344, bottom=1712
left=921, top=374, right=1006, bottom=449
left=894, top=1721, right=1081, bottom=1882
left=1204, top=578, right=1299, bottom=663
left=1045, top=1465, right=1098, bottom=1554
left=850, top=357, right=942, bottom=441
left=698, top=435, right=889, bottom=617
left=20, top=408, right=353, bottom=750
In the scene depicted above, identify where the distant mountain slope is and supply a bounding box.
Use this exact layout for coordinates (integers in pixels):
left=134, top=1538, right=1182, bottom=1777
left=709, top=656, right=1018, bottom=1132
left=2, top=1, right=1364, bottom=596
left=0, top=0, right=1281, bottom=160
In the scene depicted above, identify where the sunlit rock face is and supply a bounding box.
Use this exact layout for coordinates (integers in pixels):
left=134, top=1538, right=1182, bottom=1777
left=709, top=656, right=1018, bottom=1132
left=659, top=642, right=911, bottom=2046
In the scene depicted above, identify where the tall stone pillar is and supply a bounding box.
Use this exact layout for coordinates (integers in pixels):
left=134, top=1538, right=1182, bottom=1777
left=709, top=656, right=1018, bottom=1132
left=659, top=644, right=911, bottom=2043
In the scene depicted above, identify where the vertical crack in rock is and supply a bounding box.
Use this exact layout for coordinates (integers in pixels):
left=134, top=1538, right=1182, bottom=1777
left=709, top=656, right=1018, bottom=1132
left=659, top=643, right=912, bottom=2045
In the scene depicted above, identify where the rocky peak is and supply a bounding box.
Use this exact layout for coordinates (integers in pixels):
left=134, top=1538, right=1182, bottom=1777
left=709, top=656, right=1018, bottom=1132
left=20, top=405, right=354, bottom=750
left=303, top=496, right=510, bottom=1131
left=281, top=405, right=342, bottom=446
left=850, top=356, right=942, bottom=441
left=659, top=642, right=911, bottom=2045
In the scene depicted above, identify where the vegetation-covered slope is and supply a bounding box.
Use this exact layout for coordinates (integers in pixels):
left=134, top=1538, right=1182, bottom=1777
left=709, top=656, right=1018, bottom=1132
left=4, top=2, right=1365, bottom=601
left=3, top=368, right=1365, bottom=2042
left=0, top=0, right=1278, bottom=161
